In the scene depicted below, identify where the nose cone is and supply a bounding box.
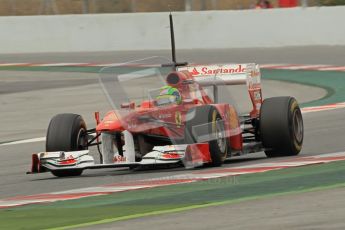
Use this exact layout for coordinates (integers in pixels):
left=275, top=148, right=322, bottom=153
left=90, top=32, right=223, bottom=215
left=96, top=111, right=124, bottom=132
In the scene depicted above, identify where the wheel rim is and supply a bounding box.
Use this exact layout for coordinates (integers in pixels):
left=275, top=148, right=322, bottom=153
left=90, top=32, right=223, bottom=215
left=215, top=118, right=227, bottom=153
left=292, top=109, right=303, bottom=143
left=77, top=128, right=87, bottom=150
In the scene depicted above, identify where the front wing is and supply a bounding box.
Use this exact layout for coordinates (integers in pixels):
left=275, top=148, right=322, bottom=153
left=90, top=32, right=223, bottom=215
left=29, top=144, right=212, bottom=175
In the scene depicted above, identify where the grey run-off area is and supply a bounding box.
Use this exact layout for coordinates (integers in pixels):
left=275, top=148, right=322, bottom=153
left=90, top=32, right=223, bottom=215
left=80, top=187, right=345, bottom=230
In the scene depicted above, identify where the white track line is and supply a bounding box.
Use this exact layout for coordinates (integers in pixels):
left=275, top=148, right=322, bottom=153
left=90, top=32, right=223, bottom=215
left=318, top=66, right=345, bottom=71
left=0, top=63, right=30, bottom=66
left=35, top=63, right=87, bottom=67
left=0, top=137, right=45, bottom=147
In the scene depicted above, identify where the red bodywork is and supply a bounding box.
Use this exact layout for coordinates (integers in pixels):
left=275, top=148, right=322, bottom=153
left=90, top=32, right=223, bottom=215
left=96, top=70, right=247, bottom=152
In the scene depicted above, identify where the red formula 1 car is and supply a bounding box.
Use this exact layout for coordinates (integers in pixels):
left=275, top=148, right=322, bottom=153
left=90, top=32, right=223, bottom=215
left=29, top=16, right=304, bottom=177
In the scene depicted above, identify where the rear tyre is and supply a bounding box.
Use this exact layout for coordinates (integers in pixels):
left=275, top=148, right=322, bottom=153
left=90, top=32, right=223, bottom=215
left=260, top=97, right=303, bottom=157
left=46, top=113, right=87, bottom=177
left=185, top=105, right=229, bottom=166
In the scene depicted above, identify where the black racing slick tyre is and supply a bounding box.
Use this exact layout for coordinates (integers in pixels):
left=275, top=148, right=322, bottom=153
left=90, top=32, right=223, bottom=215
left=185, top=105, right=229, bottom=166
left=46, top=113, right=87, bottom=152
left=260, top=97, right=304, bottom=158
left=51, top=169, right=84, bottom=177
left=46, top=113, right=87, bottom=177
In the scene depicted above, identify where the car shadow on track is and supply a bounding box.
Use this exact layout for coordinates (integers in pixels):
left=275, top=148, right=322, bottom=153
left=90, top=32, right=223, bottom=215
left=223, top=156, right=267, bottom=165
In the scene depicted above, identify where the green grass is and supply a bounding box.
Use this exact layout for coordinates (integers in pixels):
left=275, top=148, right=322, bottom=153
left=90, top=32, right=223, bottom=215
left=261, top=69, right=345, bottom=107
left=2, top=160, right=345, bottom=229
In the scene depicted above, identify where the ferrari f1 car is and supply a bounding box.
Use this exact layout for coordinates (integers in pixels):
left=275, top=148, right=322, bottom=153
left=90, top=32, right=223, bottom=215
left=29, top=15, right=304, bottom=177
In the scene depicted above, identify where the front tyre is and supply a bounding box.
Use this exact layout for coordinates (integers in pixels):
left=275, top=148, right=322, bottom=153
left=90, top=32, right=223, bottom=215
left=51, top=169, right=83, bottom=177
left=185, top=105, right=229, bottom=166
left=46, top=113, right=87, bottom=177
left=46, top=113, right=87, bottom=152
left=260, top=97, right=304, bottom=157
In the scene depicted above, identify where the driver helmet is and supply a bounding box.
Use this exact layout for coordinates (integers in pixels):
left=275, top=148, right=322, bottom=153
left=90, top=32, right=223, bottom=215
left=156, top=86, right=182, bottom=105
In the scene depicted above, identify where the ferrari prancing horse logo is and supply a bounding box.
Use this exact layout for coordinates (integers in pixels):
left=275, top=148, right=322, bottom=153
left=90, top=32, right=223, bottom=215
left=175, top=111, right=182, bottom=126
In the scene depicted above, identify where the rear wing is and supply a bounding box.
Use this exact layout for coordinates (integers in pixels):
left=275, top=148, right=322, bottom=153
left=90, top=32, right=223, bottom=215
left=177, top=63, right=260, bottom=87
left=177, top=63, right=262, bottom=117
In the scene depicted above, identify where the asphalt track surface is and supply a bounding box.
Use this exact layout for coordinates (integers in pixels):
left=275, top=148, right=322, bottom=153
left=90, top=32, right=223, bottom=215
left=0, top=46, right=345, bottom=228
